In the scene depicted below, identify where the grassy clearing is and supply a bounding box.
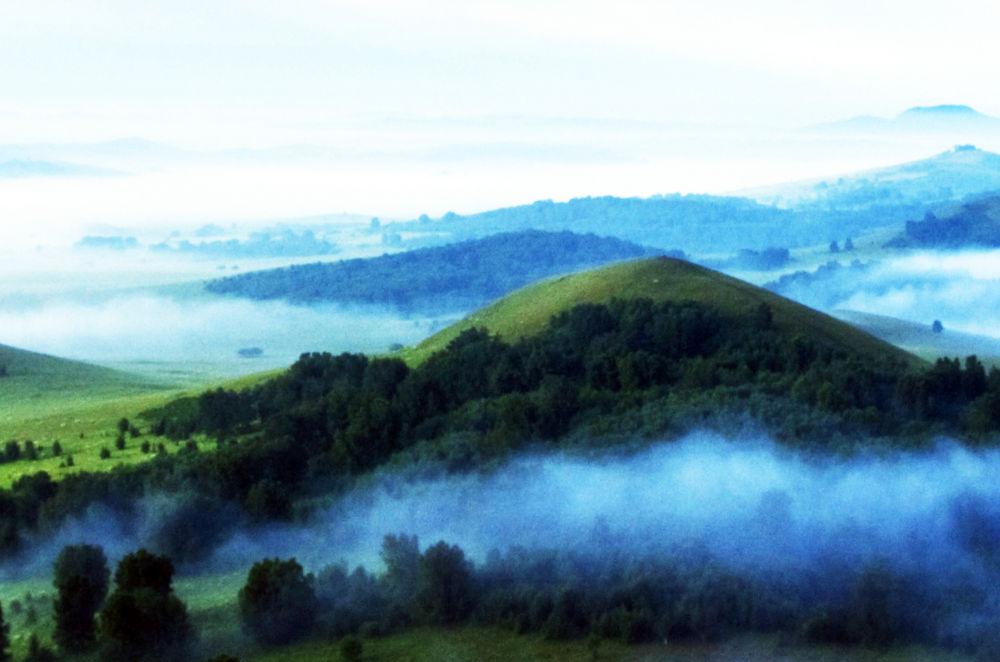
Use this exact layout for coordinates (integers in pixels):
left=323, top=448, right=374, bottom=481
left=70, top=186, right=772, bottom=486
left=402, top=257, right=919, bottom=368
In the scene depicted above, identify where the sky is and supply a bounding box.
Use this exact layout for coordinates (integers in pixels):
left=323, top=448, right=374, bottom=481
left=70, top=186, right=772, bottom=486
left=2, top=0, right=1000, bottom=145
left=2, top=1, right=1000, bottom=240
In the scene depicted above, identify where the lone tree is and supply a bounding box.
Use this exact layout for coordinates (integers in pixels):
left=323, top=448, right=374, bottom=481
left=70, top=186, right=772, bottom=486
left=99, top=549, right=191, bottom=662
left=829, top=240, right=841, bottom=253
left=932, top=320, right=944, bottom=334
left=417, top=541, right=474, bottom=625
left=238, top=558, right=317, bottom=646
left=52, top=544, right=109, bottom=654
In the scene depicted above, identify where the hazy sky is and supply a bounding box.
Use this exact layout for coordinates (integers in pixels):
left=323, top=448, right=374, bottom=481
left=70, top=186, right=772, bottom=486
left=3, top=0, right=1000, bottom=144
left=2, top=1, right=1000, bottom=240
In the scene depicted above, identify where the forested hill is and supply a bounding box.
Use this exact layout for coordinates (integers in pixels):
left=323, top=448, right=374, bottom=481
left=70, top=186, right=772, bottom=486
left=405, top=256, right=918, bottom=367
left=204, top=230, right=664, bottom=312
left=886, top=194, right=1000, bottom=248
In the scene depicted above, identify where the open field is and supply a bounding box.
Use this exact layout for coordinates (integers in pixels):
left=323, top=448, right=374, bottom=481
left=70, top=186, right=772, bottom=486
left=0, top=344, right=281, bottom=488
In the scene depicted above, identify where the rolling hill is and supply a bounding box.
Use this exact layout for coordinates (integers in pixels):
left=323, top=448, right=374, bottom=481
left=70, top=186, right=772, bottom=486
left=403, top=256, right=919, bottom=367
left=205, top=230, right=665, bottom=312
left=836, top=310, right=1000, bottom=365
left=742, top=146, right=1000, bottom=212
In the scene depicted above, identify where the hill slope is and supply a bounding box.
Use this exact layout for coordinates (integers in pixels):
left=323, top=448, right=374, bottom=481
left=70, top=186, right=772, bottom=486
left=836, top=310, right=1000, bottom=365
left=205, top=230, right=664, bottom=312
left=404, top=257, right=918, bottom=366
left=743, top=146, right=1000, bottom=212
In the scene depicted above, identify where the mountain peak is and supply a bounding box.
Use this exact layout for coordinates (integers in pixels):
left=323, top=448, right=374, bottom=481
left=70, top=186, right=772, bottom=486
left=899, top=104, right=983, bottom=119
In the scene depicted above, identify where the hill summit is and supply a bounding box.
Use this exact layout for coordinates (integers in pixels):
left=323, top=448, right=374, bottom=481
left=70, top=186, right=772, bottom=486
left=404, top=257, right=916, bottom=366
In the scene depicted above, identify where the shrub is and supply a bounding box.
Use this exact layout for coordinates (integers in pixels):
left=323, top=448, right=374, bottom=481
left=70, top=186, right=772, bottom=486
left=339, top=635, right=363, bottom=662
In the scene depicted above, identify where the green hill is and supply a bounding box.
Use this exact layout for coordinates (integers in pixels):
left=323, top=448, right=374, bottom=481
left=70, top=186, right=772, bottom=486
left=836, top=310, right=1000, bottom=366
left=404, top=257, right=919, bottom=367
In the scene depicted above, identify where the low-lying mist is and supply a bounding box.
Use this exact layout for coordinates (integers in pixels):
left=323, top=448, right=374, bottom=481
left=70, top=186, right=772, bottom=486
left=13, top=432, right=1000, bottom=651
left=771, top=249, right=1000, bottom=340
left=216, top=433, right=1000, bottom=576
left=17, top=433, right=1000, bottom=597
left=0, top=293, right=446, bottom=379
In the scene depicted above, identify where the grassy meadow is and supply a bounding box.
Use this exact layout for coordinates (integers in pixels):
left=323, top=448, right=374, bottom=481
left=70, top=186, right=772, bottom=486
left=0, top=343, right=281, bottom=488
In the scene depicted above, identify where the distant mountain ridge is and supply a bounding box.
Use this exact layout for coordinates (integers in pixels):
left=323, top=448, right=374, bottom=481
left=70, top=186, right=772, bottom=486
left=813, top=104, right=1000, bottom=133
left=205, top=230, right=665, bottom=312
left=742, top=146, right=1000, bottom=211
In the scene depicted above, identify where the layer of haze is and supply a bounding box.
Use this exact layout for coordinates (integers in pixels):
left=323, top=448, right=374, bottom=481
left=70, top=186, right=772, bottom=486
left=3, top=1, right=1000, bottom=247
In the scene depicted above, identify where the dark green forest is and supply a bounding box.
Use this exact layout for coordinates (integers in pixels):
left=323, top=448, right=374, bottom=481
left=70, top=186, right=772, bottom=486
left=204, top=230, right=663, bottom=311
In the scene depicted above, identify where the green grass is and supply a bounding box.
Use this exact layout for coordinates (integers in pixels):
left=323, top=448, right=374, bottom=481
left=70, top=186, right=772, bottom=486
left=0, top=343, right=168, bottom=423
left=401, top=257, right=921, bottom=368
left=0, top=569, right=977, bottom=662
left=242, top=628, right=973, bottom=662
left=837, top=310, right=1000, bottom=366
left=0, top=344, right=282, bottom=488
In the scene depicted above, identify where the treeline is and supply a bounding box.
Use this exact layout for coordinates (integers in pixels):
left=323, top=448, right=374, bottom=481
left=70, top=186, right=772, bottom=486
left=3, top=299, right=1000, bottom=562
left=205, top=230, right=663, bottom=312
left=232, top=537, right=954, bottom=656
left=6, top=528, right=1000, bottom=661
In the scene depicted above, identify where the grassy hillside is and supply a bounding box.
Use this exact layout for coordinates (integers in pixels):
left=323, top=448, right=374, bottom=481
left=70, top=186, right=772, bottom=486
left=837, top=310, right=1000, bottom=365
left=0, top=343, right=166, bottom=422
left=0, top=344, right=281, bottom=488
left=403, top=257, right=919, bottom=367
left=745, top=146, right=1000, bottom=212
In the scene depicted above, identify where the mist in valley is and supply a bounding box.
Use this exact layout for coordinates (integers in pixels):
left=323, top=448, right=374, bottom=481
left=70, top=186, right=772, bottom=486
left=14, top=432, right=1000, bottom=650
left=768, top=249, right=1000, bottom=342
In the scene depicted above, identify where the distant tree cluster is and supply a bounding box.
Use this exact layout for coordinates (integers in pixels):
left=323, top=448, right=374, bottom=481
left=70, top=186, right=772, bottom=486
left=886, top=197, right=1000, bottom=248
left=152, top=228, right=337, bottom=259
